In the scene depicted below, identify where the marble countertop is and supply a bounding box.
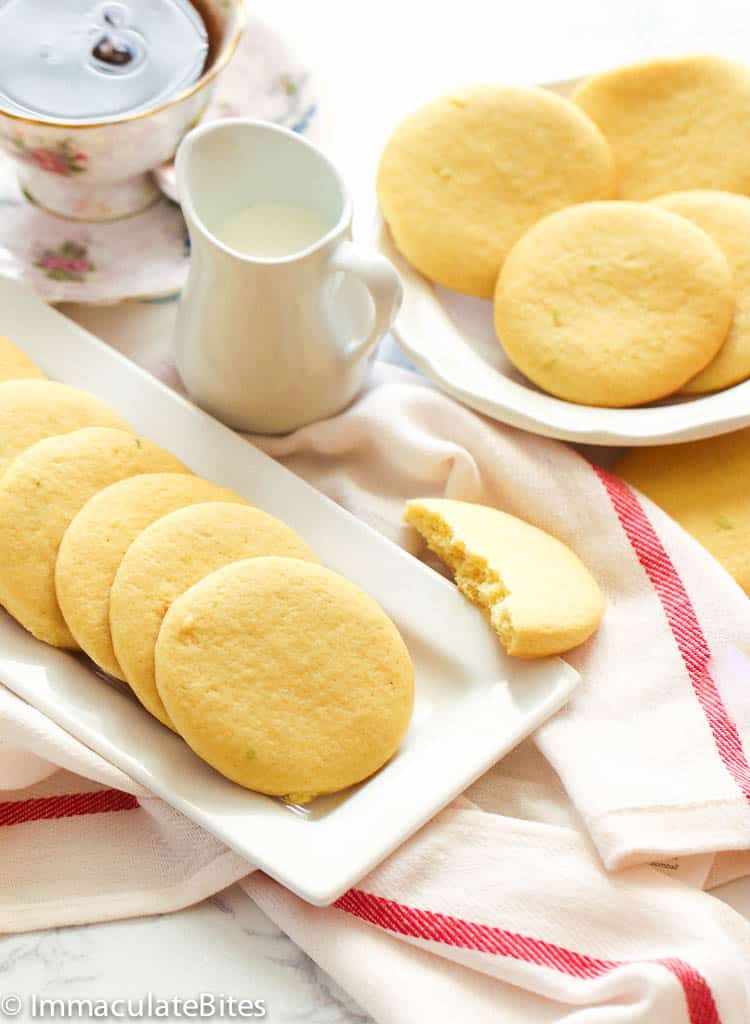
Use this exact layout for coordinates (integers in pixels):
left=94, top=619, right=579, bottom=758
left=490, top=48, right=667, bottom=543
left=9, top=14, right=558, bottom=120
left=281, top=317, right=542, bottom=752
left=0, top=885, right=371, bottom=1022
left=6, top=0, right=750, bottom=1018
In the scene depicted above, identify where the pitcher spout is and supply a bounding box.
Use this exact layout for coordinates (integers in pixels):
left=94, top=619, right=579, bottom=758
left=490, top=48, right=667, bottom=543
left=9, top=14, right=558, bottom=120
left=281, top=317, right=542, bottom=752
left=175, top=117, right=350, bottom=263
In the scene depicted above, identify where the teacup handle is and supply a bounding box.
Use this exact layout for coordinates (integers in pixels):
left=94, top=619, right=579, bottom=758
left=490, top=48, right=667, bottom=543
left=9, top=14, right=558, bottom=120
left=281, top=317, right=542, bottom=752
left=325, top=240, right=403, bottom=363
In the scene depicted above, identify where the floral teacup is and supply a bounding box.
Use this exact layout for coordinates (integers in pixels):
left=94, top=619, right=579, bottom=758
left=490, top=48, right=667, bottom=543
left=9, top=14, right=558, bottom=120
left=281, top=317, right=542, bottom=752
left=0, top=0, right=244, bottom=223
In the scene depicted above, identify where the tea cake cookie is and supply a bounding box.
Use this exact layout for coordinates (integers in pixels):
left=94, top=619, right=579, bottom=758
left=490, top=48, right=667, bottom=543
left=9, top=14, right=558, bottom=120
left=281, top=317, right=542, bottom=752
left=377, top=85, right=615, bottom=297
left=651, top=191, right=750, bottom=393
left=405, top=498, right=604, bottom=658
left=111, top=502, right=319, bottom=728
left=0, top=379, right=130, bottom=476
left=56, top=475, right=247, bottom=679
left=0, top=336, right=46, bottom=382
left=0, top=427, right=186, bottom=647
left=617, top=431, right=750, bottom=595
left=155, top=557, right=414, bottom=800
left=572, top=56, right=750, bottom=200
left=493, top=201, right=734, bottom=407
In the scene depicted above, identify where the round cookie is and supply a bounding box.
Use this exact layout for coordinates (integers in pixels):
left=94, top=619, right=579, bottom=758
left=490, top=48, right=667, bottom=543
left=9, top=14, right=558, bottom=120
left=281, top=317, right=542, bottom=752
left=155, top=557, right=414, bottom=801
left=617, top=430, right=750, bottom=596
left=377, top=85, right=615, bottom=298
left=404, top=498, right=604, bottom=658
left=0, top=427, right=186, bottom=647
left=651, top=191, right=750, bottom=393
left=56, top=476, right=248, bottom=679
left=572, top=56, right=750, bottom=200
left=111, top=502, right=319, bottom=728
left=0, top=379, right=130, bottom=476
left=493, top=201, right=734, bottom=407
left=0, top=336, right=46, bottom=382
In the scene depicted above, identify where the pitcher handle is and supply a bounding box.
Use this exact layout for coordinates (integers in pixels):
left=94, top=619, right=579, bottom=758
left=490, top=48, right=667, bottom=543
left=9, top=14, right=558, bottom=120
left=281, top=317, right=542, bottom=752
left=325, top=239, right=403, bottom=363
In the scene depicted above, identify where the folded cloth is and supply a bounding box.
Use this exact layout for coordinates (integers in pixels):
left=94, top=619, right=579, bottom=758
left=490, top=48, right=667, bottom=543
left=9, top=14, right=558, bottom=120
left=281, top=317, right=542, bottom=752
left=2, top=360, right=750, bottom=1023
left=244, top=807, right=750, bottom=1024
left=259, top=365, right=750, bottom=875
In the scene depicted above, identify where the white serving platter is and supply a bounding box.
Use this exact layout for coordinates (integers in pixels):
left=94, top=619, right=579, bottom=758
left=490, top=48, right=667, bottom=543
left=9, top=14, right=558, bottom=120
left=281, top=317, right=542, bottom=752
left=376, top=76, right=750, bottom=447
left=0, top=276, right=578, bottom=906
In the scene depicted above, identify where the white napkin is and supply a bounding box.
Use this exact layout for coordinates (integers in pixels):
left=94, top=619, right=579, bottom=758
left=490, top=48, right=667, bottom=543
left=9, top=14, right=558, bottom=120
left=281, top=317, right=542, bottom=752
left=2, top=362, right=750, bottom=1023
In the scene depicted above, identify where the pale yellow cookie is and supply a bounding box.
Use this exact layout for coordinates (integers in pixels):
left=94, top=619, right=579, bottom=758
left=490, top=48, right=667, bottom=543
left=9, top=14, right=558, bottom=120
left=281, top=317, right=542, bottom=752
left=56, top=476, right=248, bottom=679
left=0, top=427, right=186, bottom=647
left=617, top=431, right=750, bottom=595
left=572, top=56, right=750, bottom=200
left=404, top=498, right=604, bottom=658
left=111, top=502, right=319, bottom=729
left=650, top=191, right=750, bottom=393
left=494, top=201, right=734, bottom=407
left=0, top=336, right=46, bottom=382
left=155, top=557, right=414, bottom=800
left=0, top=380, right=130, bottom=476
left=377, top=85, right=615, bottom=298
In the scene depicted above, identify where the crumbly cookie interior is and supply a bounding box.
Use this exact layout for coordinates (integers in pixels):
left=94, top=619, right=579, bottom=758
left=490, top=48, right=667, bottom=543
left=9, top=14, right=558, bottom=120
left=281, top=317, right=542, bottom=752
left=404, top=503, right=514, bottom=649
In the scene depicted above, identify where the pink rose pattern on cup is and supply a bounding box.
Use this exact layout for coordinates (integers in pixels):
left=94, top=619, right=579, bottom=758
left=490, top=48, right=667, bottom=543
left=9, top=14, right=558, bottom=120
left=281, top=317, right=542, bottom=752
left=34, top=241, right=95, bottom=282
left=9, top=136, right=87, bottom=176
left=216, top=100, right=240, bottom=118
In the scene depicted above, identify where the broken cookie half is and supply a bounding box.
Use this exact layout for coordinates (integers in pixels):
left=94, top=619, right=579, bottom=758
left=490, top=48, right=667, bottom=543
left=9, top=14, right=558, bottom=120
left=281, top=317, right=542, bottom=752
left=404, top=498, right=604, bottom=658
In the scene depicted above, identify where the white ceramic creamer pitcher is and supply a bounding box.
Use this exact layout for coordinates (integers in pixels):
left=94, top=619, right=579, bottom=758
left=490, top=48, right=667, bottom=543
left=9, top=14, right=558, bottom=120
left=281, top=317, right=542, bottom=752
left=174, top=119, right=402, bottom=433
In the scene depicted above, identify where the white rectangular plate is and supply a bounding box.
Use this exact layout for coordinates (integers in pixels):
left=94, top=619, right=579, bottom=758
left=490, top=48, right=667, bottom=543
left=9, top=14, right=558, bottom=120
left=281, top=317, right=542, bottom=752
left=0, top=276, right=578, bottom=905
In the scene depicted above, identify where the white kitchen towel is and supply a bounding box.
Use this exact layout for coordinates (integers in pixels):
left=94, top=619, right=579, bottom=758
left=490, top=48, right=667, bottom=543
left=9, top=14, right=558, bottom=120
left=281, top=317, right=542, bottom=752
left=0, top=689, right=251, bottom=933
left=244, top=808, right=750, bottom=1024
left=2, top=361, right=750, bottom=1023
left=257, top=364, right=750, bottom=874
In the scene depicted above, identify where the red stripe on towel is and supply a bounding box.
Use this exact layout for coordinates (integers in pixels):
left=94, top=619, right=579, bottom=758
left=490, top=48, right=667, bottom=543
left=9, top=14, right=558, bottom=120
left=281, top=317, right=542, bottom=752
left=335, top=889, right=720, bottom=1024
left=594, top=465, right=750, bottom=803
left=0, top=789, right=138, bottom=827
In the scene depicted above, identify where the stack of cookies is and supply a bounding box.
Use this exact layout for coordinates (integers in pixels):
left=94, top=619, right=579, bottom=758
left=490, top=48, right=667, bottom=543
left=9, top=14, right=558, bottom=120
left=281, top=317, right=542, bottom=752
left=0, top=338, right=414, bottom=804
left=378, top=56, right=750, bottom=408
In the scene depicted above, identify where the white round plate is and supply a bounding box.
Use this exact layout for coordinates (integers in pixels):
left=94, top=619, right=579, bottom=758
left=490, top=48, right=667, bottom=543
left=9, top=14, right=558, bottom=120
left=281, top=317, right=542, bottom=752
left=377, top=215, right=750, bottom=447
left=0, top=14, right=320, bottom=305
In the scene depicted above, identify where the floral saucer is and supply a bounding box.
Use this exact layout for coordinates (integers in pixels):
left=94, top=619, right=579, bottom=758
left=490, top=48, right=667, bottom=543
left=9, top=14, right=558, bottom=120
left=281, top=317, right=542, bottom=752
left=0, top=14, right=320, bottom=305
